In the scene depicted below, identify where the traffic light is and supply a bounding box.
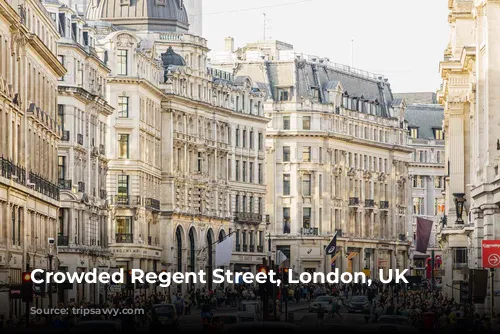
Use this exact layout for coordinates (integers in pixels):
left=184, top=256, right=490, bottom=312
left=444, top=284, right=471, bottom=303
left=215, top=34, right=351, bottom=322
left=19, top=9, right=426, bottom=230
left=257, top=265, right=272, bottom=297
left=33, top=271, right=45, bottom=297
left=282, top=267, right=289, bottom=285
left=21, top=272, right=33, bottom=303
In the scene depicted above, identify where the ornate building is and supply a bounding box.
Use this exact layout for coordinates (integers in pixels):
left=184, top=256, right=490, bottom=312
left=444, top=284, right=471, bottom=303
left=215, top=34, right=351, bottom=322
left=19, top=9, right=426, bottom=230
left=86, top=0, right=269, bottom=294
left=42, top=0, right=113, bottom=304
left=0, top=0, right=65, bottom=316
left=210, top=39, right=412, bottom=278
left=401, top=101, right=445, bottom=277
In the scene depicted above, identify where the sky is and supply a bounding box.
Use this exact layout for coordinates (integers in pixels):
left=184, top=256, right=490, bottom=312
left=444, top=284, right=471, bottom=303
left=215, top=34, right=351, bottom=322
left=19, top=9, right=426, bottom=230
left=201, top=0, right=450, bottom=94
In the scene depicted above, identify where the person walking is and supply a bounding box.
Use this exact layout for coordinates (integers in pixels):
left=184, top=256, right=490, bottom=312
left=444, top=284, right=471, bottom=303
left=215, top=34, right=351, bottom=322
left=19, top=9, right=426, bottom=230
left=330, top=298, right=343, bottom=319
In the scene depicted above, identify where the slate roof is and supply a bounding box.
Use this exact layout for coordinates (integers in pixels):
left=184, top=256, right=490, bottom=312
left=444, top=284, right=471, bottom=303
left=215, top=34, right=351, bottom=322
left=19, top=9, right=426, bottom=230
left=86, top=0, right=188, bottom=32
left=394, top=92, right=437, bottom=105
left=404, top=104, right=444, bottom=140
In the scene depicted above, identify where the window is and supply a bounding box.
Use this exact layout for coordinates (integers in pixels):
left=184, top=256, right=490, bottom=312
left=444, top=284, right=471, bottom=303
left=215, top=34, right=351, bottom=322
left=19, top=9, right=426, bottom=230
left=302, top=174, right=311, bottom=196
left=283, top=207, right=291, bottom=234
left=197, top=152, right=202, bottom=172
left=242, top=196, right=247, bottom=212
left=249, top=162, right=254, bottom=183
left=302, top=116, right=311, bottom=130
left=117, top=49, right=128, bottom=75
left=258, top=133, right=263, bottom=151
left=249, top=196, right=254, bottom=213
left=436, top=151, right=442, bottom=163
left=235, top=195, right=240, bottom=212
left=242, top=130, right=247, bottom=148
left=278, top=88, right=289, bottom=101
left=453, top=248, right=468, bottom=266
left=283, top=116, right=290, bottom=130
left=302, top=147, right=311, bottom=162
left=434, top=198, right=445, bottom=215
left=58, top=55, right=65, bottom=81
left=413, top=197, right=424, bottom=215
left=259, top=231, right=263, bottom=246
left=115, top=216, right=133, bottom=240
left=258, top=164, right=263, bottom=184
left=58, top=156, right=66, bottom=181
left=283, top=174, right=290, bottom=195
left=303, top=208, right=311, bottom=228
left=236, top=160, right=240, bottom=181
left=118, top=134, right=129, bottom=159
left=413, top=176, right=423, bottom=188
left=249, top=131, right=254, bottom=149
left=434, top=128, right=444, bottom=140
left=236, top=128, right=240, bottom=146
left=117, top=175, right=129, bottom=196
left=283, top=146, right=290, bottom=162
left=434, top=176, right=443, bottom=188
left=409, top=127, right=418, bottom=139
left=242, top=162, right=247, bottom=182
left=118, top=96, right=129, bottom=118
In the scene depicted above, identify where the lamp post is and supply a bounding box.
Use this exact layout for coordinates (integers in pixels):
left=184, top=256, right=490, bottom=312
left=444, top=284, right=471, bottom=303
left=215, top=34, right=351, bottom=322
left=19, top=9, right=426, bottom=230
left=453, top=193, right=466, bottom=224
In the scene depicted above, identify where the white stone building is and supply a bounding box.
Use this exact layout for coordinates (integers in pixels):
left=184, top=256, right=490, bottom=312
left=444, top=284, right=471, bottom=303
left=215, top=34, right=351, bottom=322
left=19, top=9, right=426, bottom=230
left=210, top=39, right=413, bottom=278
left=401, top=101, right=445, bottom=277
left=42, top=0, right=114, bottom=304
left=0, top=0, right=65, bottom=317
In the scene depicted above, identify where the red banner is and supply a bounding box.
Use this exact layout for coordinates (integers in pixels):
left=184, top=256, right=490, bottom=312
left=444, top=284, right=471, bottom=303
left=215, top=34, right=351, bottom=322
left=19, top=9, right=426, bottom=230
left=482, top=240, right=500, bottom=268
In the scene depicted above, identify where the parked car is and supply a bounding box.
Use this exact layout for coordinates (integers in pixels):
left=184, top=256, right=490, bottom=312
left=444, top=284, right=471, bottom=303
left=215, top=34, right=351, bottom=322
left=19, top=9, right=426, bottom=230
left=309, top=295, right=334, bottom=312
left=70, top=320, right=122, bottom=333
left=149, top=304, right=179, bottom=331
left=347, top=295, right=369, bottom=313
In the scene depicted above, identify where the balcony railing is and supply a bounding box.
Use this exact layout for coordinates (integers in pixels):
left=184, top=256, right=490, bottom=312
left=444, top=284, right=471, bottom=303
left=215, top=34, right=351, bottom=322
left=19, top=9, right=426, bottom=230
left=242, top=245, right=248, bottom=252
left=58, top=179, right=72, bottom=190
left=257, top=245, right=264, bottom=253
left=145, top=198, right=161, bottom=211
left=57, top=235, right=69, bottom=246
left=249, top=245, right=255, bottom=252
left=115, top=233, right=133, bottom=243
left=380, top=201, right=389, bottom=210
left=233, top=212, right=262, bottom=225
left=301, top=227, right=319, bottom=236
left=112, top=195, right=142, bottom=206
left=28, top=172, right=59, bottom=200
left=147, top=236, right=160, bottom=246
left=1, top=156, right=26, bottom=185
left=365, top=199, right=375, bottom=208
left=61, top=130, right=70, bottom=141
left=78, top=182, right=85, bottom=193
left=349, top=197, right=360, bottom=206
left=235, top=244, right=241, bottom=252
left=77, top=133, right=83, bottom=145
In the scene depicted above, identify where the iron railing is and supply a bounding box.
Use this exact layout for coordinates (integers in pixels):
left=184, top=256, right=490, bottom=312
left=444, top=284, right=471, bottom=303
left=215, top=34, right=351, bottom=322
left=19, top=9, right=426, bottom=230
left=301, top=227, right=319, bottom=236
left=115, top=233, right=133, bottom=243
left=349, top=197, right=360, bottom=206
left=365, top=199, right=375, bottom=208
left=112, top=195, right=141, bottom=206
left=145, top=198, right=160, bottom=211
left=380, top=201, right=389, bottom=209
left=233, top=212, right=262, bottom=225
left=28, top=172, right=59, bottom=200
left=1, top=156, right=26, bottom=185
left=257, top=245, right=264, bottom=253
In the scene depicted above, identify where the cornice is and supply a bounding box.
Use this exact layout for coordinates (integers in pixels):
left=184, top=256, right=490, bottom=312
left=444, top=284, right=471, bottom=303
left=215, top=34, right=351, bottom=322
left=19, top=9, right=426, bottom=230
left=27, top=34, right=66, bottom=77
left=107, top=76, right=164, bottom=98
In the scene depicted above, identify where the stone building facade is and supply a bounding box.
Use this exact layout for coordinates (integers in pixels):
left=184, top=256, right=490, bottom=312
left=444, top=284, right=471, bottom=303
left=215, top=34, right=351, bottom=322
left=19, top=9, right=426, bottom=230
left=210, top=39, right=413, bottom=278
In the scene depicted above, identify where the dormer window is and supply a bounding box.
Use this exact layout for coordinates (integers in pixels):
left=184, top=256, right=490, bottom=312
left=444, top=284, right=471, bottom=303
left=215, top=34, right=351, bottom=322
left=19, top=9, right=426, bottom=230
left=433, top=128, right=444, bottom=140
left=277, top=88, right=290, bottom=101
left=311, top=87, right=320, bottom=102
left=409, top=127, right=418, bottom=139
left=117, top=49, right=128, bottom=75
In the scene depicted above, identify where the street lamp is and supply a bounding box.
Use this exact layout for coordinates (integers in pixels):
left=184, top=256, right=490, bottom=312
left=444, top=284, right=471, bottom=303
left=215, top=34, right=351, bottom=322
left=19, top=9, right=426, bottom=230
left=453, top=193, right=466, bottom=224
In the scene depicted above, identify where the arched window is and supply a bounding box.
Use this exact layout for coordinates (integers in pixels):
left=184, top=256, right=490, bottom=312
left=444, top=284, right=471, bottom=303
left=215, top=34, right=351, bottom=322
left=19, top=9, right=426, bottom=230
left=218, top=230, right=225, bottom=242
left=176, top=226, right=182, bottom=272
left=189, top=228, right=195, bottom=272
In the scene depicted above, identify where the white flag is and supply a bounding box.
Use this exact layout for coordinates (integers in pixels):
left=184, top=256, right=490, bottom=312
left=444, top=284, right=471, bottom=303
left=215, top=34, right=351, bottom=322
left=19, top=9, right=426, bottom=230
left=276, top=250, right=287, bottom=265
left=215, top=234, right=234, bottom=267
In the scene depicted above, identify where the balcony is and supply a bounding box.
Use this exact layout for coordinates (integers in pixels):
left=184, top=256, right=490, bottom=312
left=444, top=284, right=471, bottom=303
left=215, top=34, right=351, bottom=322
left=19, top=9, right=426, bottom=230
left=1, top=156, right=26, bottom=185
left=78, top=182, right=85, bottom=193
left=349, top=197, right=360, bottom=206
left=115, top=233, right=133, bottom=243
left=233, top=212, right=262, bottom=225
left=77, top=133, right=83, bottom=145
left=28, top=172, right=59, bottom=200
left=61, top=130, right=70, bottom=141
left=380, top=201, right=389, bottom=210
left=99, top=144, right=105, bottom=155
left=257, top=245, right=264, bottom=253
left=58, top=179, right=72, bottom=191
left=112, top=195, right=142, bottom=206
left=301, top=227, right=319, bottom=236
left=236, top=244, right=241, bottom=252
left=57, top=235, right=69, bottom=246
left=365, top=199, right=375, bottom=208
left=242, top=245, right=248, bottom=252
left=145, top=198, right=161, bottom=211
left=249, top=245, right=255, bottom=252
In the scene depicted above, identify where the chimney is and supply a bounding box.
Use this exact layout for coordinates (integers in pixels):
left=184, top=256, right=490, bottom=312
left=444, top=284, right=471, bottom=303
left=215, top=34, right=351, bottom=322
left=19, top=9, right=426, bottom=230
left=225, top=37, right=235, bottom=52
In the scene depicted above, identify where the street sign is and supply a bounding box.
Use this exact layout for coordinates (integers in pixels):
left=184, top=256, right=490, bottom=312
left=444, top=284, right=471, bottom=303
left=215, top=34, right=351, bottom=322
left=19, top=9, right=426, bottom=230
left=482, top=240, right=500, bottom=268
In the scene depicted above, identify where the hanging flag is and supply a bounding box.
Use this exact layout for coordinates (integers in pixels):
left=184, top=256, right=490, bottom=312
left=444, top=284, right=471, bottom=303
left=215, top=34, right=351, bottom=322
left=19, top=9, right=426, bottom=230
left=347, top=252, right=359, bottom=260
left=325, top=231, right=338, bottom=255
left=215, top=234, right=234, bottom=267
left=416, top=217, right=433, bottom=254
left=276, top=250, right=288, bottom=265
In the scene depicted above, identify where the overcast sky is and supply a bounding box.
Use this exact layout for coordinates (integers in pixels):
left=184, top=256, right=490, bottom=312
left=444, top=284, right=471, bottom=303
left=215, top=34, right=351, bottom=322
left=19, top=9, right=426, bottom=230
left=201, top=0, right=449, bottom=94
